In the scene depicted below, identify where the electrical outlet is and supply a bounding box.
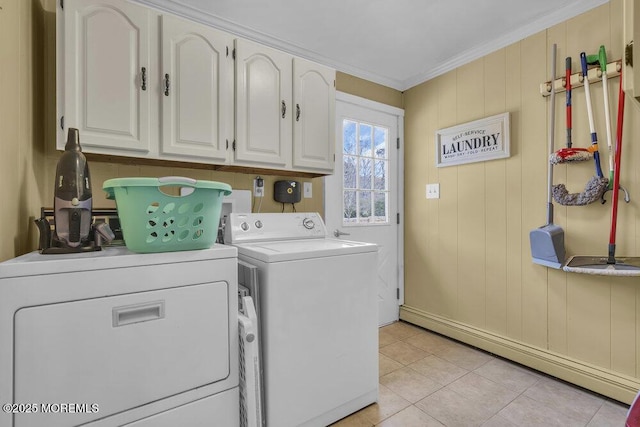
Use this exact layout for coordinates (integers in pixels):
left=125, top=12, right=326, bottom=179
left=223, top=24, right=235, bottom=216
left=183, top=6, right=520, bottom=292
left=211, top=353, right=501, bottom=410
left=253, top=177, right=264, bottom=197
left=426, top=183, right=440, bottom=199
left=303, top=182, right=312, bottom=198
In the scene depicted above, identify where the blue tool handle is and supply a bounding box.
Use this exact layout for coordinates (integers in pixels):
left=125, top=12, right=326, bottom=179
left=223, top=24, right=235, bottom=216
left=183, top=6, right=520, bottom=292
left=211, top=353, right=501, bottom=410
left=594, top=151, right=604, bottom=178
left=580, top=52, right=588, bottom=77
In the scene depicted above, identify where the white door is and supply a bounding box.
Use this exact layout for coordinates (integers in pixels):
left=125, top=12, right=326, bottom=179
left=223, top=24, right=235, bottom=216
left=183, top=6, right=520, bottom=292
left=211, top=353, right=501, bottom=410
left=160, top=15, right=232, bottom=162
left=325, top=92, right=404, bottom=326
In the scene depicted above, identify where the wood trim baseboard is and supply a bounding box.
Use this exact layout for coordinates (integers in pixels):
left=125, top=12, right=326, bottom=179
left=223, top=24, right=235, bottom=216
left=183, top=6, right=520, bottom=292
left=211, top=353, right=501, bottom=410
left=400, top=305, right=639, bottom=405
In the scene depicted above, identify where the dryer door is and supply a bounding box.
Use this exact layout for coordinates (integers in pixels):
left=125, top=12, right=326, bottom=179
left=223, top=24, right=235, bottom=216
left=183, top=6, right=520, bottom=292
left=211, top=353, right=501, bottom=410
left=13, top=282, right=230, bottom=427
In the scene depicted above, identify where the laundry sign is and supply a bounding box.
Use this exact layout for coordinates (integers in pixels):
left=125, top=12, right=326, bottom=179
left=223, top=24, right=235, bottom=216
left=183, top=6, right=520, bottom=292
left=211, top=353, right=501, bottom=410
left=435, top=112, right=510, bottom=167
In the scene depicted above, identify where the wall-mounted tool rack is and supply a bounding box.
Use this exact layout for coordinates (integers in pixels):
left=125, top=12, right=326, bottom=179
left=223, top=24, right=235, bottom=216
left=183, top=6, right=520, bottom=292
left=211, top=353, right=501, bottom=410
left=539, top=60, right=622, bottom=97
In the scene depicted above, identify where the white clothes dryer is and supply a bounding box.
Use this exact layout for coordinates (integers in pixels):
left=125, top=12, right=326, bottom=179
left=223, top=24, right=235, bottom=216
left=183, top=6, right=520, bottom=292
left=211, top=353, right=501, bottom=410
left=225, top=212, right=378, bottom=427
left=0, top=246, right=239, bottom=427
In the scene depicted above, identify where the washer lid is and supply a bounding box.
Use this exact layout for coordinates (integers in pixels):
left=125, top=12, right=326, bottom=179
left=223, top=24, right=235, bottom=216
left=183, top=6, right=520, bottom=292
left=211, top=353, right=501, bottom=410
left=235, top=238, right=377, bottom=263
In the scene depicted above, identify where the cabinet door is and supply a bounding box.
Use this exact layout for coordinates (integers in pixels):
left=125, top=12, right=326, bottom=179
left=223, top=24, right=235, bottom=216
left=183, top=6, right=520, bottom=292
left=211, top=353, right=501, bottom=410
left=624, top=0, right=640, bottom=103
left=160, top=15, right=233, bottom=162
left=235, top=39, right=292, bottom=168
left=292, top=58, right=336, bottom=172
left=62, top=0, right=152, bottom=153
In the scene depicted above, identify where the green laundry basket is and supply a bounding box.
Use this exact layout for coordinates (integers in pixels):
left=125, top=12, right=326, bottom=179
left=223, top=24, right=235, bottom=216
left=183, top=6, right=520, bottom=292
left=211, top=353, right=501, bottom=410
left=103, top=176, right=232, bottom=253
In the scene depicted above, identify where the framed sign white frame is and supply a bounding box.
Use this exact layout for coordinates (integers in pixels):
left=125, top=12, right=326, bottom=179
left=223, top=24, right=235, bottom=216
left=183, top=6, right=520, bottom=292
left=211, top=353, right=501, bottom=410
left=435, top=112, right=510, bottom=167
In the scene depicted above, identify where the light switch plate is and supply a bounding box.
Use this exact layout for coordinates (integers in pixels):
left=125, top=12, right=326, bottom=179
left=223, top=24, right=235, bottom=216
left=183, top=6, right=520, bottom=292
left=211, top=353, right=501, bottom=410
left=303, top=182, right=312, bottom=198
left=426, top=183, right=440, bottom=199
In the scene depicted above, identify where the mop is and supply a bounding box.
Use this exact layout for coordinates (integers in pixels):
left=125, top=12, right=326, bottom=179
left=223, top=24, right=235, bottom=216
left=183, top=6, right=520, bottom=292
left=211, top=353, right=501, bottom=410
left=549, top=57, right=593, bottom=164
left=564, top=67, right=640, bottom=275
left=530, top=44, right=565, bottom=269
left=552, top=52, right=608, bottom=206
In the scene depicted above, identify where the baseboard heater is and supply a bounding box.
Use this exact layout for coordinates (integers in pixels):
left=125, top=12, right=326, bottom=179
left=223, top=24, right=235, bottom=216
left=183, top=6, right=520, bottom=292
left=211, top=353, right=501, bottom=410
left=400, top=305, right=640, bottom=405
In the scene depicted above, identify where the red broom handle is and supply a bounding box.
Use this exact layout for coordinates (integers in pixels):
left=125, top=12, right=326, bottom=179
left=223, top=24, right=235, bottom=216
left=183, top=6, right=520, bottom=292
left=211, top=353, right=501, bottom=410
left=566, top=58, right=572, bottom=147
left=609, top=70, right=625, bottom=246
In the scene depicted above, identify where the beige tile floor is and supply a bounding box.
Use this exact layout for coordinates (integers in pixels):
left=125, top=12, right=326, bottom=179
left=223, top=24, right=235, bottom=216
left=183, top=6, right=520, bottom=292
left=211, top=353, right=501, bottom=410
left=331, top=321, right=630, bottom=427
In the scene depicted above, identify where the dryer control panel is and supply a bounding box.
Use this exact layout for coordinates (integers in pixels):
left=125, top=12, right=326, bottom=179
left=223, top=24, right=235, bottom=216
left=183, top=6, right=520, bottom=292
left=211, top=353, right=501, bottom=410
left=224, top=212, right=327, bottom=244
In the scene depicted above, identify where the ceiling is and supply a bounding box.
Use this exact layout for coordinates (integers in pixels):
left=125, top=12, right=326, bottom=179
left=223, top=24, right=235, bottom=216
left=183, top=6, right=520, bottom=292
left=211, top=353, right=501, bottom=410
left=139, top=0, right=609, bottom=91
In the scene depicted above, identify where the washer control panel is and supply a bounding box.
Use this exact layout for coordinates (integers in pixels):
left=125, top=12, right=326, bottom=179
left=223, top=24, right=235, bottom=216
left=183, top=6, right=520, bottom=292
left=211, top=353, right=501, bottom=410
left=225, top=212, right=327, bottom=244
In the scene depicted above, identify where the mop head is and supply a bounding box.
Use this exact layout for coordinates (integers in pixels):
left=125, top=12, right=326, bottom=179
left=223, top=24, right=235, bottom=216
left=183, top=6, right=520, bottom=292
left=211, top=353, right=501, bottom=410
left=550, top=148, right=593, bottom=164
left=563, top=256, right=640, bottom=276
left=552, top=176, right=608, bottom=206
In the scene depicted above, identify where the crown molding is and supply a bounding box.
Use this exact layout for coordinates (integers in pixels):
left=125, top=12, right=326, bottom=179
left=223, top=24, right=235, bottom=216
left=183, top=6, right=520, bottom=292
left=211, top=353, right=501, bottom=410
left=400, top=0, right=610, bottom=90
left=134, top=0, right=609, bottom=92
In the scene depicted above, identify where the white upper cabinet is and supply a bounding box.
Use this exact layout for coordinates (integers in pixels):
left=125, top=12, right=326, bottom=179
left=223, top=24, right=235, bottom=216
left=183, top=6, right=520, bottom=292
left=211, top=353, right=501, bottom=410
left=292, top=58, right=336, bottom=172
left=62, top=0, right=152, bottom=153
left=160, top=15, right=233, bottom=162
left=624, top=0, right=640, bottom=104
left=234, top=40, right=336, bottom=173
left=59, top=0, right=335, bottom=174
left=234, top=39, right=292, bottom=168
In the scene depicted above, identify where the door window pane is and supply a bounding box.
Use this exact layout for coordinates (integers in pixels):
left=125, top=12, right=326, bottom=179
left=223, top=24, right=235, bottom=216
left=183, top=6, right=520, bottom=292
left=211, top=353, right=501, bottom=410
left=359, top=124, right=372, bottom=156
left=359, top=158, right=372, bottom=190
left=374, top=127, right=388, bottom=158
left=344, top=156, right=357, bottom=189
left=374, top=160, right=387, bottom=190
left=343, top=120, right=357, bottom=155
left=344, top=191, right=356, bottom=221
left=358, top=191, right=371, bottom=220
left=374, top=192, right=387, bottom=221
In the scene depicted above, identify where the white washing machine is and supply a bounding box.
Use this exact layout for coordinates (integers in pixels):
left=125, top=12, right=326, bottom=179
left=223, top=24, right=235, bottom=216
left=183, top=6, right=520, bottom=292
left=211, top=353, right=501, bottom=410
left=0, top=245, right=239, bottom=427
left=225, top=212, right=378, bottom=427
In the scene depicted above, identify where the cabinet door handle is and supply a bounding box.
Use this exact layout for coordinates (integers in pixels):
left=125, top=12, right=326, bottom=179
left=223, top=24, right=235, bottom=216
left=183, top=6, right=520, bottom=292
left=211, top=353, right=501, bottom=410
left=296, top=103, right=301, bottom=121
left=281, top=100, right=286, bottom=118
left=164, top=73, right=170, bottom=96
left=141, top=67, right=147, bottom=91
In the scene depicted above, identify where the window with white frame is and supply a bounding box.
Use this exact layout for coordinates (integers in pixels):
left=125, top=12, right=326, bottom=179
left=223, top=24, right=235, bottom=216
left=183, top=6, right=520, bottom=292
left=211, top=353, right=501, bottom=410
left=342, top=119, right=389, bottom=225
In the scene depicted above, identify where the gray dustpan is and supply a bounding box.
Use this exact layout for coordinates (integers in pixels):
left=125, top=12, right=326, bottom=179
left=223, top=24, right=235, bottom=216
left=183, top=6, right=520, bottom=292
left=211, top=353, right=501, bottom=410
left=530, top=44, right=565, bottom=269
left=530, top=210, right=565, bottom=269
